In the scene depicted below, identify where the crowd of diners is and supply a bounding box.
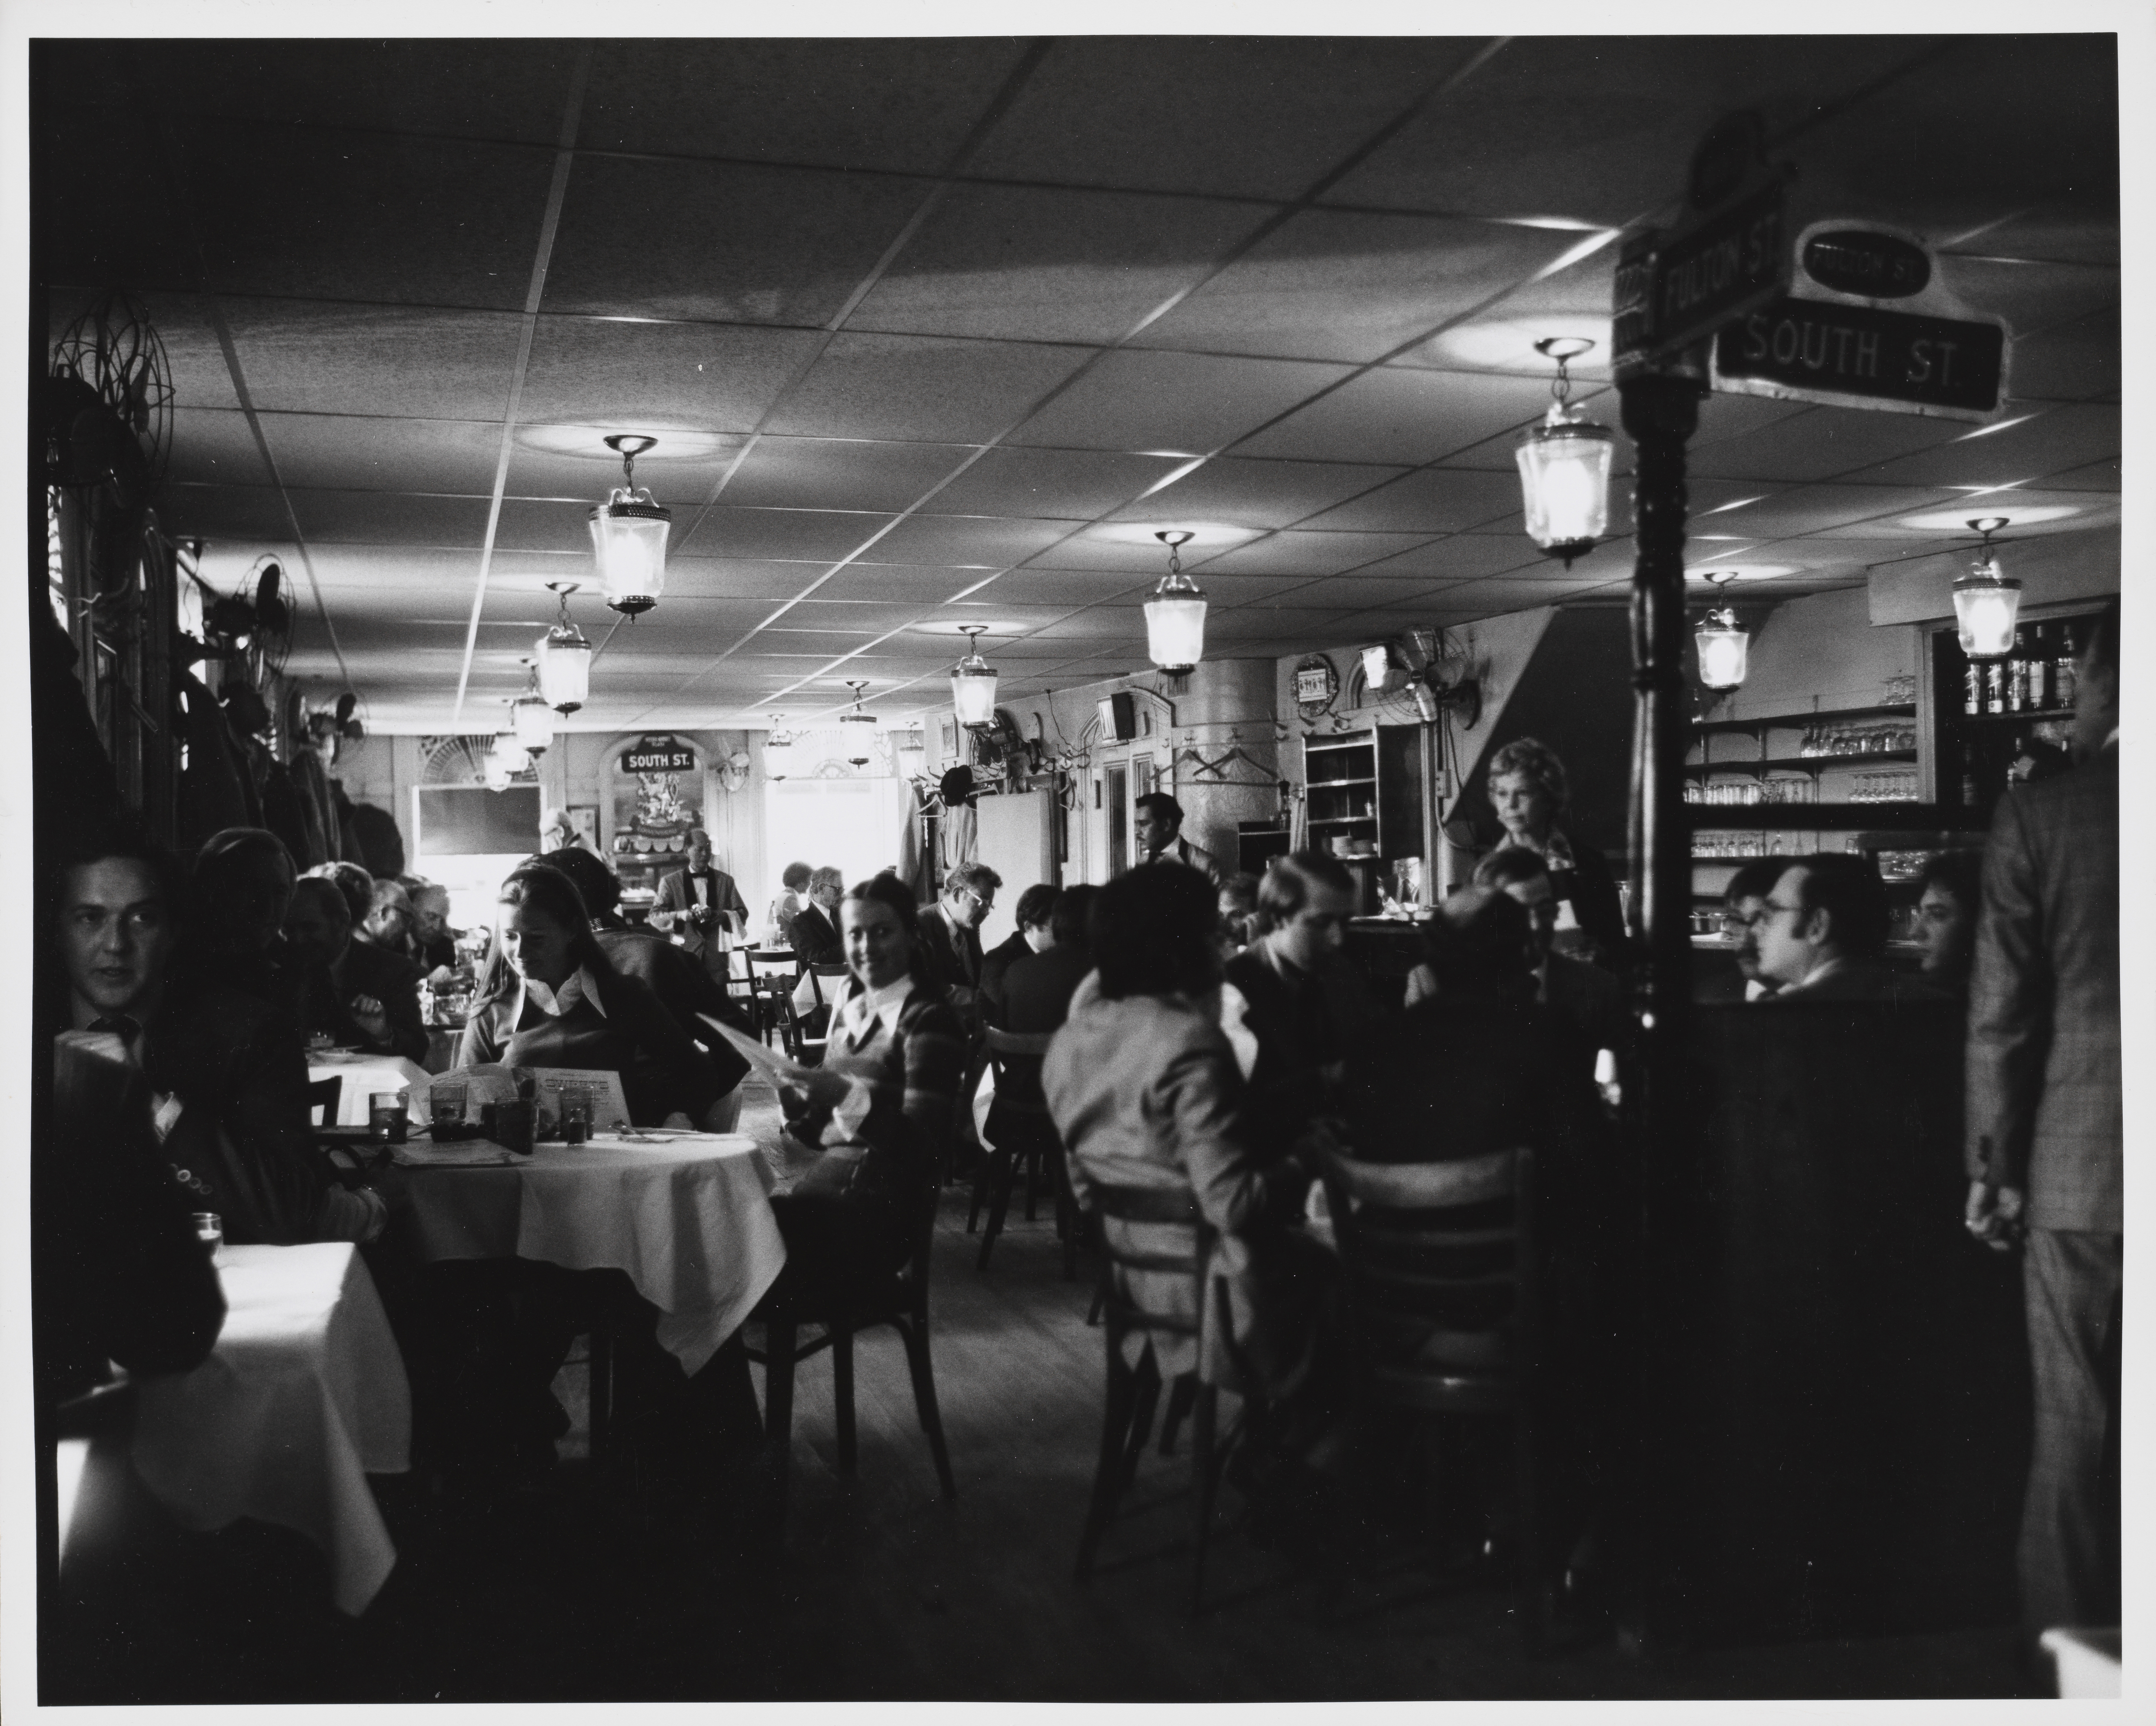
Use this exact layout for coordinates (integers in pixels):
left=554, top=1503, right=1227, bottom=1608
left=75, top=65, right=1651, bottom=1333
left=40, top=598, right=2119, bottom=1640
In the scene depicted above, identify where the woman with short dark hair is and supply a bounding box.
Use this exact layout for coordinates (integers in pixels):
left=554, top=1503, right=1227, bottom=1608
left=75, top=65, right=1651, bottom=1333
left=1484, top=736, right=1627, bottom=967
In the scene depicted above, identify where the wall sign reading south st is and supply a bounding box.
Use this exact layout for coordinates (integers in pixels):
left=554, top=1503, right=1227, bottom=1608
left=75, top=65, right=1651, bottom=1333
left=621, top=736, right=699, bottom=774
left=1713, top=298, right=2006, bottom=418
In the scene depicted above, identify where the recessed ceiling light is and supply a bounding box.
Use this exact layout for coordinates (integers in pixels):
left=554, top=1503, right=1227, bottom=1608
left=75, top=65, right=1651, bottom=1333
left=1951, top=413, right=2038, bottom=442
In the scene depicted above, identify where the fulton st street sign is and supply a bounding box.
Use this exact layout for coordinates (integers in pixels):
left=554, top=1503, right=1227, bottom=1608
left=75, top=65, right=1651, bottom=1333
left=1713, top=297, right=2006, bottom=417
left=1613, top=173, right=1791, bottom=376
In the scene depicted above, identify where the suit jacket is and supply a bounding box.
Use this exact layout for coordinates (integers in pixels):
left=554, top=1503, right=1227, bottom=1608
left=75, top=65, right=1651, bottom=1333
left=1135, top=836, right=1224, bottom=886
left=787, top=901, right=843, bottom=967
left=597, top=925, right=756, bottom=1072
left=333, top=937, right=430, bottom=1064
left=1766, top=958, right=1951, bottom=1007
left=914, top=900, right=985, bottom=1006
left=1966, top=746, right=2120, bottom=1231
left=998, top=939, right=1093, bottom=1036
left=1544, top=950, right=1626, bottom=1063
left=976, top=930, right=1034, bottom=1023
left=654, top=867, right=749, bottom=975
left=1222, top=942, right=1377, bottom=1157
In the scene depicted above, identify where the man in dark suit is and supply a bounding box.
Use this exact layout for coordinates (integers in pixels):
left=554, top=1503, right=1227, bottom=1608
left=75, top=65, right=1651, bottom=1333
left=1695, top=858, right=1788, bottom=1004
left=652, top=829, right=748, bottom=984
left=787, top=866, right=845, bottom=966
left=1965, top=598, right=2121, bottom=1632
left=915, top=862, right=1001, bottom=1016
left=283, top=876, right=432, bottom=1064
left=1469, top=846, right=1627, bottom=1062
left=979, top=883, right=1059, bottom=1024
left=996, top=885, right=1097, bottom=1036
left=1753, top=854, right=1949, bottom=1005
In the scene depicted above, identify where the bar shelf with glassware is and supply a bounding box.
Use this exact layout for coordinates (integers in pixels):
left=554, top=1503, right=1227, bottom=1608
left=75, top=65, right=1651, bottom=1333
left=1930, top=609, right=2101, bottom=823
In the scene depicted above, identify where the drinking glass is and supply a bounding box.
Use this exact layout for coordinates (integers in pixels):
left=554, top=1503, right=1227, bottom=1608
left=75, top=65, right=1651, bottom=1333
left=193, top=1211, right=223, bottom=1263
left=430, top=1081, right=468, bottom=1139
left=558, top=1082, right=594, bottom=1146
left=369, top=1091, right=409, bottom=1144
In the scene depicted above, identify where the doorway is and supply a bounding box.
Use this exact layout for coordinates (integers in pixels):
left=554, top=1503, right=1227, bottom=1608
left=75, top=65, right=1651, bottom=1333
left=1105, top=764, right=1128, bottom=876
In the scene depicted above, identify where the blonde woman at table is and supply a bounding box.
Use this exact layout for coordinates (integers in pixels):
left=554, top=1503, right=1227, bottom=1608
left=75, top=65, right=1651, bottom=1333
left=766, top=873, right=966, bottom=1305
left=459, top=863, right=747, bottom=1128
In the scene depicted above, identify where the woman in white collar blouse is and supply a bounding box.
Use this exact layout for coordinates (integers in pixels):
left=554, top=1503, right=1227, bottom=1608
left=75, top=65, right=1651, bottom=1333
left=459, top=864, right=745, bottom=1127
left=765, top=873, right=966, bottom=1305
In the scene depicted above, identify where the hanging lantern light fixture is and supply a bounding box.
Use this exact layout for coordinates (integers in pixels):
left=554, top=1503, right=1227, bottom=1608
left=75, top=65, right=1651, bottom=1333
left=488, top=732, right=529, bottom=781
left=950, top=625, right=999, bottom=729
left=1145, top=529, right=1207, bottom=672
left=589, top=434, right=670, bottom=617
left=1694, top=574, right=1751, bottom=691
left=762, top=716, right=794, bottom=782
left=510, top=660, right=555, bottom=755
left=1515, top=336, right=1616, bottom=567
left=1953, top=517, right=2021, bottom=661
left=536, top=581, right=593, bottom=713
left=839, top=681, right=878, bottom=768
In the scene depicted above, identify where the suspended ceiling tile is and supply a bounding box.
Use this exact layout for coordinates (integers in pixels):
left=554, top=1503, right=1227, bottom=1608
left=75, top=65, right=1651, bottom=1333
left=1709, top=484, right=1959, bottom=538
left=160, top=482, right=299, bottom=543
left=1934, top=257, right=2119, bottom=335
left=1407, top=248, right=1624, bottom=376
left=1325, top=36, right=1933, bottom=225
left=166, top=407, right=273, bottom=489
left=1295, top=467, right=1523, bottom=533
left=1812, top=487, right=2116, bottom=539
left=1271, top=575, right=1467, bottom=612
left=1188, top=530, right=1435, bottom=579
left=183, top=123, right=558, bottom=310
left=219, top=299, right=526, bottom=420
left=492, top=497, right=599, bottom=554
left=1132, top=210, right=1577, bottom=365
left=593, top=594, right=795, bottom=636
left=1944, top=212, right=2119, bottom=269
left=2004, top=306, right=2121, bottom=403
left=1843, top=402, right=2119, bottom=490
left=48, top=290, right=244, bottom=415
left=1153, top=573, right=1324, bottom=607
left=783, top=600, right=952, bottom=635
left=1234, top=366, right=1545, bottom=465
left=849, top=183, right=1270, bottom=346
left=1111, top=456, right=1412, bottom=531
left=852, top=514, right=1079, bottom=569
left=1018, top=528, right=1227, bottom=574
left=502, top=434, right=742, bottom=510
left=811, top=565, right=981, bottom=605
left=665, top=558, right=838, bottom=602
left=38, top=101, right=194, bottom=290
left=678, top=505, right=895, bottom=563
left=928, top=448, right=1188, bottom=519
left=1434, top=577, right=1627, bottom=617
left=967, top=572, right=1144, bottom=612
left=124, top=38, right=580, bottom=143
left=2042, top=457, right=2122, bottom=493
left=967, top=36, right=1481, bottom=202
left=718, top=438, right=976, bottom=513
left=543, top=155, right=928, bottom=324
left=1686, top=405, right=1968, bottom=484
left=582, top=38, right=1030, bottom=172
left=1348, top=535, right=1545, bottom=582
left=761, top=332, right=1091, bottom=444
left=1005, top=349, right=1354, bottom=453
left=518, top=316, right=828, bottom=431
left=256, top=413, right=505, bottom=495
left=288, top=489, right=495, bottom=548
left=284, top=544, right=484, bottom=591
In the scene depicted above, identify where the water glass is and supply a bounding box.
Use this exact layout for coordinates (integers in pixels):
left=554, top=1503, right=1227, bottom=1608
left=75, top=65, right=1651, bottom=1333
left=193, top=1211, right=223, bottom=1263
left=369, top=1091, right=409, bottom=1144
left=558, top=1082, right=594, bottom=1146
left=430, top=1081, right=468, bottom=1139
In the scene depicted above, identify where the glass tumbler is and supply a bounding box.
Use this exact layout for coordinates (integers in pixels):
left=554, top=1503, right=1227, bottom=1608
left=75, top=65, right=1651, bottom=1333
left=558, top=1082, right=594, bottom=1146
left=369, top=1091, right=409, bottom=1144
left=193, top=1211, right=223, bottom=1263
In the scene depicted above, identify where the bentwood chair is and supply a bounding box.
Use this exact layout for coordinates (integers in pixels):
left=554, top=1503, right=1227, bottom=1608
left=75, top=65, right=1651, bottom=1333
left=1071, top=1175, right=1233, bottom=1616
left=779, top=963, right=849, bottom=1066
left=1320, top=1146, right=1547, bottom=1653
left=306, top=1074, right=343, bottom=1127
left=967, top=1026, right=1076, bottom=1274
left=744, top=951, right=797, bottom=1048
left=746, top=1167, right=958, bottom=1528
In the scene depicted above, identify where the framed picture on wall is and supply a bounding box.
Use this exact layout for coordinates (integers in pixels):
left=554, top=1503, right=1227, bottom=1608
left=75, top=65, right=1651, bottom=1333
left=939, top=718, right=957, bottom=758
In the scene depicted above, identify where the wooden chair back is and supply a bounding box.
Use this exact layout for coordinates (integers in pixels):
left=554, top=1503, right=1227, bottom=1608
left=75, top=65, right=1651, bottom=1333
left=1087, top=1177, right=1213, bottom=1348
left=805, top=961, right=849, bottom=1012
left=1321, top=1146, right=1535, bottom=1416
left=306, top=1074, right=343, bottom=1128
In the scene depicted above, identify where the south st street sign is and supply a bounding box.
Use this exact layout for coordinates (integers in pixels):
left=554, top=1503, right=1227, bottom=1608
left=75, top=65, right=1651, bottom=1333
left=1713, top=298, right=2005, bottom=416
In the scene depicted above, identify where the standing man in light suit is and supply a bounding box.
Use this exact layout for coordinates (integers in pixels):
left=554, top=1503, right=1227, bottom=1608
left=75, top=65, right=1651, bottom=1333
left=1964, top=597, right=2121, bottom=1636
left=651, top=828, right=749, bottom=985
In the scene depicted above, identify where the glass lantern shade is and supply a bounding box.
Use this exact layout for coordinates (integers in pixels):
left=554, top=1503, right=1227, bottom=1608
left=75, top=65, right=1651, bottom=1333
left=537, top=623, right=592, bottom=712
left=840, top=715, right=878, bottom=768
left=1695, top=609, right=1750, bottom=691
left=1953, top=558, right=2022, bottom=660
left=511, top=692, right=555, bottom=752
left=952, top=660, right=998, bottom=729
left=1514, top=405, right=1616, bottom=564
left=589, top=499, right=671, bottom=616
left=489, top=735, right=528, bottom=778
left=763, top=732, right=792, bottom=782
left=1145, top=582, right=1208, bottom=674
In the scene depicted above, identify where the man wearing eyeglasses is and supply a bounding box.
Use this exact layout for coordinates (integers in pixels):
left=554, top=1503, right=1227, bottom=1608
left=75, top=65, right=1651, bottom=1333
left=916, top=862, right=1003, bottom=1017
left=1753, top=853, right=1947, bottom=1005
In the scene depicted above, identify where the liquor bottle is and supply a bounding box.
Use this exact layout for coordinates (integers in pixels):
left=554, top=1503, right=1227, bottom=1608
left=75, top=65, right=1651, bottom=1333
left=1965, top=664, right=1986, bottom=716
left=1986, top=660, right=2009, bottom=712
left=2055, top=632, right=2079, bottom=710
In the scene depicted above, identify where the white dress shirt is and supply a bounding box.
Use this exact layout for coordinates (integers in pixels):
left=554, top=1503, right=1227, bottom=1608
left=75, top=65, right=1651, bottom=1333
left=517, top=965, right=607, bottom=1024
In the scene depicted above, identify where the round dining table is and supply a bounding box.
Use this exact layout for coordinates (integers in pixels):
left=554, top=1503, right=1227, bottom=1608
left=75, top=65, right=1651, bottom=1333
left=394, top=1131, right=786, bottom=1375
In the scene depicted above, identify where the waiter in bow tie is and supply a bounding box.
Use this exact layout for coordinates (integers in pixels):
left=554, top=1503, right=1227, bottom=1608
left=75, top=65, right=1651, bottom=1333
left=651, top=828, right=749, bottom=983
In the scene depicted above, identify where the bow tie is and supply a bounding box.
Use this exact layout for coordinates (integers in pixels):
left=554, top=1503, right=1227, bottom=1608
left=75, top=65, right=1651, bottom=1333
left=89, top=1014, right=141, bottom=1044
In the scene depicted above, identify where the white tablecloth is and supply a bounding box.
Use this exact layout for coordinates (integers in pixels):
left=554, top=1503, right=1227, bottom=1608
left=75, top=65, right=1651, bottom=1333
left=402, top=1132, right=786, bottom=1375
left=308, top=1052, right=432, bottom=1126
left=131, top=1243, right=412, bottom=1616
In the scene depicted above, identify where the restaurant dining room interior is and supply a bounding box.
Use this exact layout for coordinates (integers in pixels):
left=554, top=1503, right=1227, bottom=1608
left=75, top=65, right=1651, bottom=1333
left=13, top=18, right=2136, bottom=1713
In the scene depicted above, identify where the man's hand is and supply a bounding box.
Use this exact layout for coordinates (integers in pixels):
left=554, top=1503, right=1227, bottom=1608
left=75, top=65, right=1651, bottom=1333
left=349, top=994, right=390, bottom=1047
left=1964, top=1179, right=2025, bottom=1253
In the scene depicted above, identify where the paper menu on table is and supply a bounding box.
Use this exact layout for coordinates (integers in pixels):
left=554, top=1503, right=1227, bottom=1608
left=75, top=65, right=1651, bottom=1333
left=701, top=1017, right=816, bottom=1088
left=409, top=1065, right=632, bottom=1134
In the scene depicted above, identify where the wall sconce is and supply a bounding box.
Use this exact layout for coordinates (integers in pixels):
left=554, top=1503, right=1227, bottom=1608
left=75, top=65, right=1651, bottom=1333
left=1515, top=336, right=1615, bottom=567
left=589, top=434, right=670, bottom=617
left=1953, top=517, right=2021, bottom=661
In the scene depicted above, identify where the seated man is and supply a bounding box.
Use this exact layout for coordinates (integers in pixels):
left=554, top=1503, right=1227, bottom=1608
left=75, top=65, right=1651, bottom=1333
left=1755, top=853, right=1950, bottom=1005
left=980, top=883, right=1059, bottom=1025
left=915, top=861, right=1001, bottom=1018
left=284, top=877, right=432, bottom=1062
left=983, top=884, right=1098, bottom=1150
left=786, top=866, right=845, bottom=967
left=354, top=876, right=414, bottom=956
left=1440, top=846, right=1625, bottom=1071
left=1697, top=858, right=1789, bottom=1004
left=56, top=825, right=386, bottom=1246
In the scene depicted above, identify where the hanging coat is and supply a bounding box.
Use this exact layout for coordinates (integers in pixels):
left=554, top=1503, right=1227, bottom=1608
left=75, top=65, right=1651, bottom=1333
left=174, top=672, right=253, bottom=852
left=288, top=747, right=336, bottom=868
left=257, top=757, right=310, bottom=867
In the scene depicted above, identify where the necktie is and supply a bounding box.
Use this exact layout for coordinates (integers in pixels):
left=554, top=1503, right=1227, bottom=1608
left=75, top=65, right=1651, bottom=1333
left=88, top=1014, right=140, bottom=1045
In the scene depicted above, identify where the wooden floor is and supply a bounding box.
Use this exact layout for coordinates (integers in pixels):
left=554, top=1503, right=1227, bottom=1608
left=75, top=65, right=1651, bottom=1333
left=43, top=1076, right=2036, bottom=1704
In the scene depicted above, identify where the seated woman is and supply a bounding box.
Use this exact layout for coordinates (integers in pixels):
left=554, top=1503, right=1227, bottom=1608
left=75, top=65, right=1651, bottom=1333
left=283, top=877, right=430, bottom=1063
left=458, top=863, right=745, bottom=1128
left=1045, top=865, right=1328, bottom=1420
left=765, top=874, right=966, bottom=1305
